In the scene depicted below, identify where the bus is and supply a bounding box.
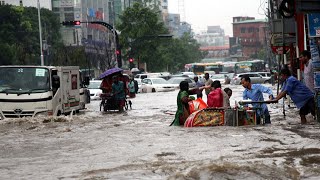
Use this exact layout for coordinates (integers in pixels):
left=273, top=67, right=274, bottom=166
left=222, top=61, right=237, bottom=73
left=203, top=62, right=223, bottom=74
left=185, top=63, right=206, bottom=75
left=235, top=60, right=265, bottom=73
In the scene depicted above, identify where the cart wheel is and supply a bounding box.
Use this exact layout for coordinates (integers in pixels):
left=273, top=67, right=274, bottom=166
left=124, top=100, right=129, bottom=110
left=104, top=104, right=108, bottom=112
left=100, top=99, right=105, bottom=111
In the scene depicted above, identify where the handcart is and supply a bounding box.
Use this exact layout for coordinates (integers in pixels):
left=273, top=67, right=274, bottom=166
left=184, top=100, right=277, bottom=127
left=237, top=100, right=278, bottom=125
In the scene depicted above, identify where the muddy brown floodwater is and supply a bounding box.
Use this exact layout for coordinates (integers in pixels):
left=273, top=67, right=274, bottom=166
left=1, top=85, right=320, bottom=179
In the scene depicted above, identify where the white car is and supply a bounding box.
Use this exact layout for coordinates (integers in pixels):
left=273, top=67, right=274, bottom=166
left=167, top=77, right=196, bottom=89
left=231, top=72, right=268, bottom=85
left=210, top=74, right=227, bottom=84
left=140, top=78, right=175, bottom=93
left=88, top=80, right=102, bottom=100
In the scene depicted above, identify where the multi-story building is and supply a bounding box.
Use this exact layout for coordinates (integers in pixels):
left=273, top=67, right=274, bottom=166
left=194, top=26, right=229, bottom=58
left=231, top=16, right=267, bottom=59
left=166, top=13, right=191, bottom=38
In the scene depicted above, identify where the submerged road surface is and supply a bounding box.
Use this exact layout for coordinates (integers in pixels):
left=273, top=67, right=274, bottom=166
left=1, top=85, right=320, bottom=179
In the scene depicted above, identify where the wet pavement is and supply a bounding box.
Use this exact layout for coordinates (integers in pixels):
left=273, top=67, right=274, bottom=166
left=0, top=85, right=320, bottom=179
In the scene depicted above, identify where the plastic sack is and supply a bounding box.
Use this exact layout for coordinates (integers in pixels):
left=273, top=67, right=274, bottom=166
left=188, top=98, right=208, bottom=114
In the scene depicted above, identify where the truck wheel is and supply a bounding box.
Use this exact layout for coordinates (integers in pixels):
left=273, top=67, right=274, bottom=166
left=152, top=88, right=156, bottom=92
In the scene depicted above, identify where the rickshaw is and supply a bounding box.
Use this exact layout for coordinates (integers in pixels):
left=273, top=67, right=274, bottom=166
left=99, top=93, right=132, bottom=112
left=98, top=68, right=132, bottom=112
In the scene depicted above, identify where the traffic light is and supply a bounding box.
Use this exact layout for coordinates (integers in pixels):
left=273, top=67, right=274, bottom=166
left=61, top=21, right=81, bottom=26
left=116, top=49, right=122, bottom=67
left=129, top=58, right=134, bottom=69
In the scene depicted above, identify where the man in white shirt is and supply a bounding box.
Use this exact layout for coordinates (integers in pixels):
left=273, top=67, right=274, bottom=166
left=204, top=73, right=213, bottom=96
left=300, top=50, right=314, bottom=92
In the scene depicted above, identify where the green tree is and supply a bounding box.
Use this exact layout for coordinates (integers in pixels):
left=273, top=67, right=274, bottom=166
left=0, top=5, right=62, bottom=65
left=117, top=3, right=168, bottom=70
left=117, top=2, right=205, bottom=72
left=157, top=33, right=206, bottom=72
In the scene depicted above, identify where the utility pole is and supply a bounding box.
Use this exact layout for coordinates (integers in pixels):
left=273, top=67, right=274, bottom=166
left=112, top=1, right=117, bottom=67
left=37, top=0, right=44, bottom=66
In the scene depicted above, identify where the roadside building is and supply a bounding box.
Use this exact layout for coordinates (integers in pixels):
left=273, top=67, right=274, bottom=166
left=231, top=17, right=267, bottom=60
left=194, top=26, right=230, bottom=58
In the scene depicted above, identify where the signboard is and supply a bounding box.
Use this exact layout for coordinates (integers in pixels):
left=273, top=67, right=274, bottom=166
left=308, top=13, right=320, bottom=37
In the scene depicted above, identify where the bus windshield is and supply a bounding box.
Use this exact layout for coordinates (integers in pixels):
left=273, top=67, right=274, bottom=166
left=0, top=67, right=50, bottom=94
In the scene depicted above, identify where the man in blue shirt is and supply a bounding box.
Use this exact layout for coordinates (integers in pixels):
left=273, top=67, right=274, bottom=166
left=241, top=75, right=274, bottom=125
left=271, top=68, right=315, bottom=124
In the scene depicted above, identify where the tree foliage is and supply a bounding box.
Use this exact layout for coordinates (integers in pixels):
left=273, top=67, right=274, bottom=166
left=0, top=5, right=62, bottom=65
left=117, top=2, right=204, bottom=72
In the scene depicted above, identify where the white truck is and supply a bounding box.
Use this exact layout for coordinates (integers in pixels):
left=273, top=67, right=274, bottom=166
left=0, top=66, right=89, bottom=119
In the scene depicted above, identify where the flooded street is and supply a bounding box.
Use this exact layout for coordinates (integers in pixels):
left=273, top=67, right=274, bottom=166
left=1, top=85, right=320, bottom=179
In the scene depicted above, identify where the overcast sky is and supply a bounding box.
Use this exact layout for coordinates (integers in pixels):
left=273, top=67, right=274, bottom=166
left=168, top=0, right=268, bottom=36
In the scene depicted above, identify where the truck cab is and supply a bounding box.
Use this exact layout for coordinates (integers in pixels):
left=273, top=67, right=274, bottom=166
left=0, top=66, right=85, bottom=119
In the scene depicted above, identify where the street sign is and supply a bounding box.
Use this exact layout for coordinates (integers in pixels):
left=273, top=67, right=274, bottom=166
left=307, top=13, right=320, bottom=37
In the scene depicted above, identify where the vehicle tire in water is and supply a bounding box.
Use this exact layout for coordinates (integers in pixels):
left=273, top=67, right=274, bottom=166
left=152, top=88, right=156, bottom=92
left=264, top=80, right=270, bottom=84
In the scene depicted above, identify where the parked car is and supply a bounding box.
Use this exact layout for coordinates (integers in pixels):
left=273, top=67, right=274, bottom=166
left=88, top=80, right=102, bottom=100
left=231, top=72, right=270, bottom=85
left=256, top=72, right=272, bottom=83
left=174, top=72, right=196, bottom=79
left=140, top=78, right=175, bottom=93
left=167, top=77, right=196, bottom=89
left=134, top=73, right=161, bottom=80
left=210, top=74, right=227, bottom=84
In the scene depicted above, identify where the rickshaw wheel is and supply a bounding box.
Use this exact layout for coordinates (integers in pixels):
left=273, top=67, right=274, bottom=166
left=124, top=100, right=129, bottom=110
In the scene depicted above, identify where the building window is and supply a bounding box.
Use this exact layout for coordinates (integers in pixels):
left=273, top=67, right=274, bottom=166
left=64, top=13, right=74, bottom=21
left=256, top=28, right=260, bottom=32
left=64, top=7, right=74, bottom=11
left=241, top=28, right=246, bottom=33
left=52, top=7, right=60, bottom=12
left=248, top=27, right=254, bottom=33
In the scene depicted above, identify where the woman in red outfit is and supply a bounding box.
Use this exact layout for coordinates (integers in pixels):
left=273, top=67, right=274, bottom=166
left=207, top=80, right=224, bottom=108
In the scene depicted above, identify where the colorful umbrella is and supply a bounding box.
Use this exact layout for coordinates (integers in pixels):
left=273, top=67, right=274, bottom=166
left=99, top=67, right=123, bottom=79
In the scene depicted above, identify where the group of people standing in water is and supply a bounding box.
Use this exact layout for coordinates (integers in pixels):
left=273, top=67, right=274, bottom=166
left=173, top=62, right=317, bottom=126
left=172, top=73, right=233, bottom=126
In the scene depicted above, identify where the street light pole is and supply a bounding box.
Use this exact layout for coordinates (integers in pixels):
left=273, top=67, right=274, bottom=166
left=37, top=0, right=44, bottom=66
left=111, top=1, right=118, bottom=67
